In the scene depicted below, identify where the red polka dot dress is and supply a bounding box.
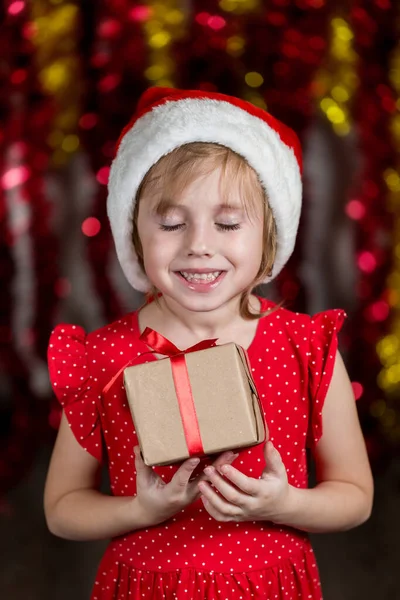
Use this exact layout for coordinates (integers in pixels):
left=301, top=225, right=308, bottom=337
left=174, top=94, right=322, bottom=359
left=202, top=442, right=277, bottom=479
left=47, top=297, right=346, bottom=600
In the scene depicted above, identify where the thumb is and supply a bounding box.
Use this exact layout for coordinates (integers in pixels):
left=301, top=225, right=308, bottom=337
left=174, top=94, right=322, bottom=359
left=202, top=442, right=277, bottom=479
left=134, top=446, right=152, bottom=479
left=171, top=457, right=200, bottom=489
left=261, top=441, right=286, bottom=479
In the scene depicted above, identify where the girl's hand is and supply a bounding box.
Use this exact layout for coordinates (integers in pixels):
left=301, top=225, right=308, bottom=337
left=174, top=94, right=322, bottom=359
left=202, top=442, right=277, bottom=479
left=198, top=441, right=291, bottom=523
left=133, top=446, right=239, bottom=527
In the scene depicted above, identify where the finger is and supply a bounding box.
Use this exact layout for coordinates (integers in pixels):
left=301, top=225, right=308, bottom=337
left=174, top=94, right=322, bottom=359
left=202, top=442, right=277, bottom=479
left=134, top=446, right=162, bottom=485
left=133, top=446, right=147, bottom=472
left=171, top=457, right=201, bottom=489
left=201, top=495, right=228, bottom=522
left=185, top=452, right=237, bottom=503
left=202, top=466, right=250, bottom=506
left=196, top=451, right=238, bottom=485
left=261, top=441, right=287, bottom=479
left=206, top=464, right=259, bottom=499
left=198, top=480, right=241, bottom=520
left=211, top=451, right=239, bottom=469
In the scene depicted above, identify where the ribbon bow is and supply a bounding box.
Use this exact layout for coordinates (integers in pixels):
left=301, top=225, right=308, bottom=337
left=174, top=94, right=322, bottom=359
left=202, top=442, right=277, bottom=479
left=103, top=328, right=218, bottom=457
left=140, top=327, right=217, bottom=356
left=139, top=328, right=218, bottom=456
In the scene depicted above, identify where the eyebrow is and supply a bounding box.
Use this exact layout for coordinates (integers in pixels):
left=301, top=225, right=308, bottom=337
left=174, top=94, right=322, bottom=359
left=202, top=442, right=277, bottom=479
left=151, top=200, right=181, bottom=217
left=215, top=203, right=244, bottom=211
left=152, top=200, right=244, bottom=216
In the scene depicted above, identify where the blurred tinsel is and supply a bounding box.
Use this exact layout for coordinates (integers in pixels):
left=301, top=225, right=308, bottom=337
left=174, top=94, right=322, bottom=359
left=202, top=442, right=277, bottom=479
left=1, top=0, right=399, bottom=498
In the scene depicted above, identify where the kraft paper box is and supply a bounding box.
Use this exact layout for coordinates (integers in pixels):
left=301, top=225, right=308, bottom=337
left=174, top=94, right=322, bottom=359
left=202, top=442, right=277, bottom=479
left=123, top=343, right=266, bottom=467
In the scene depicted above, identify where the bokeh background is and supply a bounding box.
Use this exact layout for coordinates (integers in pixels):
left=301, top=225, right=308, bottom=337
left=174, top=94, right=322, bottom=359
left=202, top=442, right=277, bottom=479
left=1, top=0, right=400, bottom=598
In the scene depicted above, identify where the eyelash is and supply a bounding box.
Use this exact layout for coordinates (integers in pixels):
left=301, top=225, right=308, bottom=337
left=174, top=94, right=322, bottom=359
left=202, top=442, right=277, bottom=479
left=159, top=223, right=241, bottom=232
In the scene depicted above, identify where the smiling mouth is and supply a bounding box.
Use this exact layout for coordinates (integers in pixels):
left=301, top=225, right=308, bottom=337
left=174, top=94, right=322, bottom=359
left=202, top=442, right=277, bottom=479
left=179, top=271, right=222, bottom=283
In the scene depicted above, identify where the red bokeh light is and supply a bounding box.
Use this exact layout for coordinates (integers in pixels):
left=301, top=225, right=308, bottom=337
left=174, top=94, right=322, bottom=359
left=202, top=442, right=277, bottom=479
left=267, top=12, right=287, bottom=26
left=365, top=300, right=390, bottom=322
left=196, top=12, right=210, bottom=26
left=97, top=19, right=121, bottom=39
left=208, top=16, right=226, bottom=30
left=351, top=382, right=364, bottom=400
left=98, top=74, right=121, bottom=93
left=81, top=217, right=101, bottom=237
left=129, top=6, right=152, bottom=22
left=345, top=199, right=365, bottom=220
left=1, top=166, right=30, bottom=190
left=11, top=69, right=27, bottom=85
left=96, top=166, right=110, bottom=185
left=79, top=113, right=98, bottom=130
left=8, top=1, right=25, bottom=16
left=357, top=251, right=377, bottom=273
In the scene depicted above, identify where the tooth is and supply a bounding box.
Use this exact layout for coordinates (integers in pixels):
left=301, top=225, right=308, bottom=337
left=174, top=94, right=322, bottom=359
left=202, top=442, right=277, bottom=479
left=180, top=271, right=221, bottom=282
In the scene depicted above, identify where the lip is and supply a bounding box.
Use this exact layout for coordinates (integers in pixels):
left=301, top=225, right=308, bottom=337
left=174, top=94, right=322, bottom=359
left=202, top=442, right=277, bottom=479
left=174, top=270, right=226, bottom=293
left=175, top=269, right=224, bottom=274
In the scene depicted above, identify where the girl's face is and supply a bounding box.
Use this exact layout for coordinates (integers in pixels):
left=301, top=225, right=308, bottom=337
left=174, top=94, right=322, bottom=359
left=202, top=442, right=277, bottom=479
left=136, top=167, right=264, bottom=315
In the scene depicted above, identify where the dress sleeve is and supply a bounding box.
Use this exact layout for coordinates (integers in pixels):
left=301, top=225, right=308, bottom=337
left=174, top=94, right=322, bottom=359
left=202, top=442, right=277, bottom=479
left=47, top=324, right=103, bottom=462
left=307, top=309, right=347, bottom=450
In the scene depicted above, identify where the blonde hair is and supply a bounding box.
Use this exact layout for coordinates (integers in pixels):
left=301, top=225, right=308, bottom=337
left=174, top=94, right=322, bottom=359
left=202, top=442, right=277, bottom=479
left=131, top=143, right=277, bottom=320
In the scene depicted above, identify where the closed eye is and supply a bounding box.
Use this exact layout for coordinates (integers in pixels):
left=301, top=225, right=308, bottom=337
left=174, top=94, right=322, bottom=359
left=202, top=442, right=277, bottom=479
left=159, top=223, right=241, bottom=232
left=216, top=223, right=241, bottom=231
left=159, top=223, right=185, bottom=231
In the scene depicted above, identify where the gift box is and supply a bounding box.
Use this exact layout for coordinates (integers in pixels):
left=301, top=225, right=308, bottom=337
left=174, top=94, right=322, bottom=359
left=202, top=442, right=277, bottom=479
left=123, top=332, right=266, bottom=466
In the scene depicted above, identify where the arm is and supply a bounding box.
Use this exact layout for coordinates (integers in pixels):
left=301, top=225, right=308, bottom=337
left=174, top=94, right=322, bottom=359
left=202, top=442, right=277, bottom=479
left=274, top=351, right=374, bottom=532
left=199, top=352, right=374, bottom=533
left=44, top=412, right=237, bottom=541
left=44, top=413, right=149, bottom=541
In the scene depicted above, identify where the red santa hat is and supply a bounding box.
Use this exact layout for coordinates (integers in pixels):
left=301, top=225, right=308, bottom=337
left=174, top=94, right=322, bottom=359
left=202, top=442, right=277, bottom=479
left=107, top=87, right=303, bottom=292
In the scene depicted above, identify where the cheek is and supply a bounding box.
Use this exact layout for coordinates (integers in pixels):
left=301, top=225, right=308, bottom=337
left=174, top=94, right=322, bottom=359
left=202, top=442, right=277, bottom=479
left=234, top=227, right=263, bottom=260
left=140, top=232, right=178, bottom=272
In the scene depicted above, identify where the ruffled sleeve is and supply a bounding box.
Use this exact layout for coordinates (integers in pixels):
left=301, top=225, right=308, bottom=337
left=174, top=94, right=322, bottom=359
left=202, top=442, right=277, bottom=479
left=47, top=324, right=103, bottom=462
left=307, top=309, right=347, bottom=450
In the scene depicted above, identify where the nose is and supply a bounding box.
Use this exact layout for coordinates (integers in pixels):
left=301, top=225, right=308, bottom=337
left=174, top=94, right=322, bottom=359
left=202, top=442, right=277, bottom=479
left=185, top=223, right=215, bottom=258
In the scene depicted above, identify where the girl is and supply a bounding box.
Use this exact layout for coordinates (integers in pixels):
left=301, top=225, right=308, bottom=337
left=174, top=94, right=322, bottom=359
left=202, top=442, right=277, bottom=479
left=44, top=87, right=373, bottom=599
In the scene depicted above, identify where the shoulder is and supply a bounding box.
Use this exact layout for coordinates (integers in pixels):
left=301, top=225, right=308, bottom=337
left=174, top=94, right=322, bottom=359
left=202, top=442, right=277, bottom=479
left=256, top=297, right=346, bottom=357
left=85, top=311, right=139, bottom=351
left=48, top=310, right=141, bottom=387
left=259, top=297, right=346, bottom=334
left=48, top=311, right=138, bottom=359
left=257, top=297, right=310, bottom=335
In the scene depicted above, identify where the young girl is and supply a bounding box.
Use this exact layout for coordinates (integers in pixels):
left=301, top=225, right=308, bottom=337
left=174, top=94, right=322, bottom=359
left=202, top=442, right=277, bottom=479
left=44, top=87, right=373, bottom=600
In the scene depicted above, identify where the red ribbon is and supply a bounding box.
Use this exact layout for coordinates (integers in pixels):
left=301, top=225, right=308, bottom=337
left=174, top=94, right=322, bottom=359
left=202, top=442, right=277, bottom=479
left=102, top=328, right=217, bottom=457
left=140, top=328, right=217, bottom=456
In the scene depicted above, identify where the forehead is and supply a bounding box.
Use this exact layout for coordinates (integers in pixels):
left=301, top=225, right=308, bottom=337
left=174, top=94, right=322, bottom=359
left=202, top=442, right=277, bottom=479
left=143, top=164, right=265, bottom=218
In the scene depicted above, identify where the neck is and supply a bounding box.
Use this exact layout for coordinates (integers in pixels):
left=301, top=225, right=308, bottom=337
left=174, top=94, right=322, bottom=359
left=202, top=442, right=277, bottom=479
left=138, top=293, right=263, bottom=352
left=139, top=293, right=262, bottom=350
left=158, top=295, right=244, bottom=340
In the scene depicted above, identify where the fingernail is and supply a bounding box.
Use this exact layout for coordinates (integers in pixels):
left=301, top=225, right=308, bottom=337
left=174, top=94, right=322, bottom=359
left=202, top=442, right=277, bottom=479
left=189, top=458, right=200, bottom=467
left=204, top=466, right=214, bottom=475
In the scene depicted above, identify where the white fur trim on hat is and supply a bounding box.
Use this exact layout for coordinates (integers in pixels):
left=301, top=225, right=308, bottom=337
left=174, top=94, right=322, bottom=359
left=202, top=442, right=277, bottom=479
left=107, top=98, right=302, bottom=292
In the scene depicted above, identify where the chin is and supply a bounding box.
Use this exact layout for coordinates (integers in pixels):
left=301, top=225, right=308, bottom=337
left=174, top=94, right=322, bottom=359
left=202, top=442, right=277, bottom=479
left=164, top=288, right=243, bottom=314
